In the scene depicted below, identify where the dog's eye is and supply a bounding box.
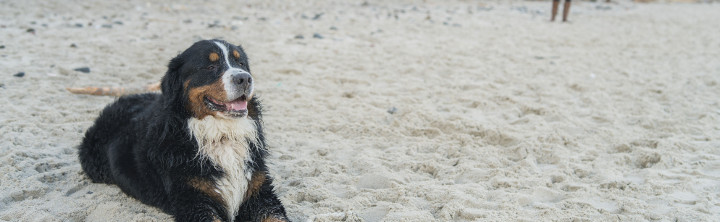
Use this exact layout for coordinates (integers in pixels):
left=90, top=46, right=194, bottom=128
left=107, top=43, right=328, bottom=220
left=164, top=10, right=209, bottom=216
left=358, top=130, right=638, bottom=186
left=205, top=65, right=217, bottom=70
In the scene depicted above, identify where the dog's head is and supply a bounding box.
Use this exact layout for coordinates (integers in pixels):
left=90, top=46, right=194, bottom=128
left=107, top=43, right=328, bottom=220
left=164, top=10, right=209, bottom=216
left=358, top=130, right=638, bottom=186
left=161, top=40, right=254, bottom=119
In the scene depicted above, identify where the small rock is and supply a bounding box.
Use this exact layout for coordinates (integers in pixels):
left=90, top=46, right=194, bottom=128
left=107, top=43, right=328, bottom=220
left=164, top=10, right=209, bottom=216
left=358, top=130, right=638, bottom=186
left=0, top=45, right=5, bottom=49
left=596, top=5, right=612, bottom=11
left=208, top=20, right=221, bottom=28
left=329, top=26, right=338, bottom=30
left=387, top=107, right=398, bottom=114
left=312, top=33, right=323, bottom=39
left=294, top=34, right=304, bottom=39
left=73, top=67, right=91, bottom=73
left=113, top=21, right=123, bottom=25
left=74, top=23, right=83, bottom=28
left=14, top=72, right=25, bottom=77
left=101, top=24, right=112, bottom=28
left=183, top=19, right=192, bottom=24
left=312, top=13, right=324, bottom=20
left=70, top=43, right=77, bottom=48
left=87, top=191, right=93, bottom=194
left=0, top=83, right=5, bottom=88
left=26, top=28, right=35, bottom=34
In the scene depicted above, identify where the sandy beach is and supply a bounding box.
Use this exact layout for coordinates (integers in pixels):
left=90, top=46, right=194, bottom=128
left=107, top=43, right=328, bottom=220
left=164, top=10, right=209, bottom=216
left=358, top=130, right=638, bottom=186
left=1, top=0, right=719, bottom=221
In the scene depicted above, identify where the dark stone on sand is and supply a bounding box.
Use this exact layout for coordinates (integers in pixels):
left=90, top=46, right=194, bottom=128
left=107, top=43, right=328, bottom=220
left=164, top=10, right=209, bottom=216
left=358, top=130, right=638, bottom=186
left=75, top=23, right=83, bottom=28
left=387, top=107, right=398, bottom=114
left=14, top=72, right=25, bottom=77
left=294, top=34, right=304, bottom=39
left=113, top=21, right=123, bottom=25
left=208, top=20, right=221, bottom=28
left=596, top=5, right=612, bottom=10
left=101, top=24, right=112, bottom=28
left=0, top=83, right=4, bottom=88
left=26, top=28, right=35, bottom=33
left=313, top=33, right=323, bottom=39
left=74, top=67, right=90, bottom=73
left=183, top=19, right=192, bottom=24
left=70, top=43, right=77, bottom=48
left=87, top=191, right=93, bottom=194
left=0, top=45, right=4, bottom=49
left=312, top=13, right=324, bottom=20
left=330, top=26, right=338, bottom=30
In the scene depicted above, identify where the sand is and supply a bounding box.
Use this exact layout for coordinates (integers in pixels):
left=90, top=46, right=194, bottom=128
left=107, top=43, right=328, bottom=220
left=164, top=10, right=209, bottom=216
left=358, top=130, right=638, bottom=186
left=1, top=0, right=719, bottom=221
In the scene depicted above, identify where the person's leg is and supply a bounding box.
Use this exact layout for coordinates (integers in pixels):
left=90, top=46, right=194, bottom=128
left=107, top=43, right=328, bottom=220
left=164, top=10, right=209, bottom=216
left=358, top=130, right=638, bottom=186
left=551, top=0, right=560, bottom=21
left=562, top=0, right=571, bottom=22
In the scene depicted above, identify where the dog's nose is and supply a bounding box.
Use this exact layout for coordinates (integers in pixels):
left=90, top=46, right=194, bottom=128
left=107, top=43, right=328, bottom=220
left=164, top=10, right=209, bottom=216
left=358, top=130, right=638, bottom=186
left=232, top=73, right=252, bottom=86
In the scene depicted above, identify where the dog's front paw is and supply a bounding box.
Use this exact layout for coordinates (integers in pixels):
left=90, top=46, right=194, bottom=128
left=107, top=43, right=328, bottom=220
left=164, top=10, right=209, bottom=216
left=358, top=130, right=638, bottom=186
left=260, top=215, right=290, bottom=222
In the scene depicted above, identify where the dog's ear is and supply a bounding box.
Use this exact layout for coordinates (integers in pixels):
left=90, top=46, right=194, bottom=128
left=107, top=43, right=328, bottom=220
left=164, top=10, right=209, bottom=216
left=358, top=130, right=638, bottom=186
left=160, top=56, right=186, bottom=114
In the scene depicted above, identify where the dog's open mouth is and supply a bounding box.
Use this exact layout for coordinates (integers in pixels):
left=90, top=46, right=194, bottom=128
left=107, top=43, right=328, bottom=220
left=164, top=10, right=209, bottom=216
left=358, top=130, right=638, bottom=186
left=204, top=95, right=249, bottom=117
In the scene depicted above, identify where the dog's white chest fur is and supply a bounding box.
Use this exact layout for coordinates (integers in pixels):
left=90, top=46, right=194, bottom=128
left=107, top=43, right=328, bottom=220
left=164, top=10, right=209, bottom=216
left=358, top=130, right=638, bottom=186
left=188, top=116, right=258, bottom=220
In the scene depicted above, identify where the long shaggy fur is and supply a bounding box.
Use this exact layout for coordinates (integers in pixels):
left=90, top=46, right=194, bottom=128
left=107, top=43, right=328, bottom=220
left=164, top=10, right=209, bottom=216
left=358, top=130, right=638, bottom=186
left=78, top=40, right=288, bottom=222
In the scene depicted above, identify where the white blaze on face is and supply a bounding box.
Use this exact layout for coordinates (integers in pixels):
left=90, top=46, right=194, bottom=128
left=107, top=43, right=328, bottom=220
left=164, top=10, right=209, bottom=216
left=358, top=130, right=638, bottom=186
left=213, top=41, right=253, bottom=101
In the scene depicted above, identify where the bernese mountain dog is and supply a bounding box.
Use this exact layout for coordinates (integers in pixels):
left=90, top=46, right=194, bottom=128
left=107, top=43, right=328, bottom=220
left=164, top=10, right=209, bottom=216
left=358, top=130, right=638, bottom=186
left=78, top=40, right=289, bottom=222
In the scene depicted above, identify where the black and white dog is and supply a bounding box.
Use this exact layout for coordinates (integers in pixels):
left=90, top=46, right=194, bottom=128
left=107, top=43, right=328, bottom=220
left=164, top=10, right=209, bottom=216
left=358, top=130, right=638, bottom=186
left=78, top=40, right=288, bottom=222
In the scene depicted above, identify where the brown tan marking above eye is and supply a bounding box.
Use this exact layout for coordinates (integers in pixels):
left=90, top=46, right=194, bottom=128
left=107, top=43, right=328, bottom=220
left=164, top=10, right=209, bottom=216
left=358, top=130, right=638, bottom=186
left=209, top=52, right=219, bottom=62
left=233, top=50, right=240, bottom=59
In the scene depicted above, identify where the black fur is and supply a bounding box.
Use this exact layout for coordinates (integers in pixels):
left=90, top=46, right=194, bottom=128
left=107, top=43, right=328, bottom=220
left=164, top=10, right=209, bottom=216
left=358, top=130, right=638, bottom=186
left=78, top=40, right=288, bottom=222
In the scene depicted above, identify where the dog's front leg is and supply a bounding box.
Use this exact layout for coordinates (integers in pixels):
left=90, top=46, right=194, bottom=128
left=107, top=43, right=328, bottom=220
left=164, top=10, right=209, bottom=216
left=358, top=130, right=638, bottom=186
left=169, top=184, right=228, bottom=222
left=235, top=171, right=289, bottom=222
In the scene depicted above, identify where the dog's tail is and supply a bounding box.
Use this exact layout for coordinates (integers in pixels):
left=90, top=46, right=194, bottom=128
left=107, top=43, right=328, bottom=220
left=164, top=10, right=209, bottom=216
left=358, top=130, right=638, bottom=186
left=67, top=82, right=160, bottom=96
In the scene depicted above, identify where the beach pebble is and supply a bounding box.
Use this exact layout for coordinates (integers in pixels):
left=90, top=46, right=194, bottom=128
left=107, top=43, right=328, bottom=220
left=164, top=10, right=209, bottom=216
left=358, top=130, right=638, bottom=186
left=312, top=13, right=324, bottom=20
left=208, top=20, right=221, bottom=28
left=70, top=43, right=77, bottom=48
left=313, top=33, right=323, bottom=39
left=101, top=24, right=112, bottom=28
left=294, top=34, right=304, bottom=39
left=387, top=107, right=398, bottom=114
left=14, top=72, right=25, bottom=77
left=330, top=26, right=338, bottom=30
left=74, top=23, right=83, bottom=28
left=0, top=45, right=5, bottom=49
left=73, top=67, right=91, bottom=73
left=26, top=28, right=35, bottom=34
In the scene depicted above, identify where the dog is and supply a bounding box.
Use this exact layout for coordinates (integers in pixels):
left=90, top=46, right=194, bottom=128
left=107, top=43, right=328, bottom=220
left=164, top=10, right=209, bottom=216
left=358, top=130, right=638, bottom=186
left=78, top=39, right=289, bottom=222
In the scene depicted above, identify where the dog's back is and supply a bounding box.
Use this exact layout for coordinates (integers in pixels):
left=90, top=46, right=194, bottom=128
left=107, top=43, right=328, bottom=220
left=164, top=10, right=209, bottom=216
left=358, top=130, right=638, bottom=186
left=78, top=93, right=159, bottom=184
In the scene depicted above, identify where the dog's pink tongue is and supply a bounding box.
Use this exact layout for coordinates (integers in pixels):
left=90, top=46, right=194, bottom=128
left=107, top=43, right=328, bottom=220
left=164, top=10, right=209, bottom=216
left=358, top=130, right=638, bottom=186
left=227, top=100, right=248, bottom=111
